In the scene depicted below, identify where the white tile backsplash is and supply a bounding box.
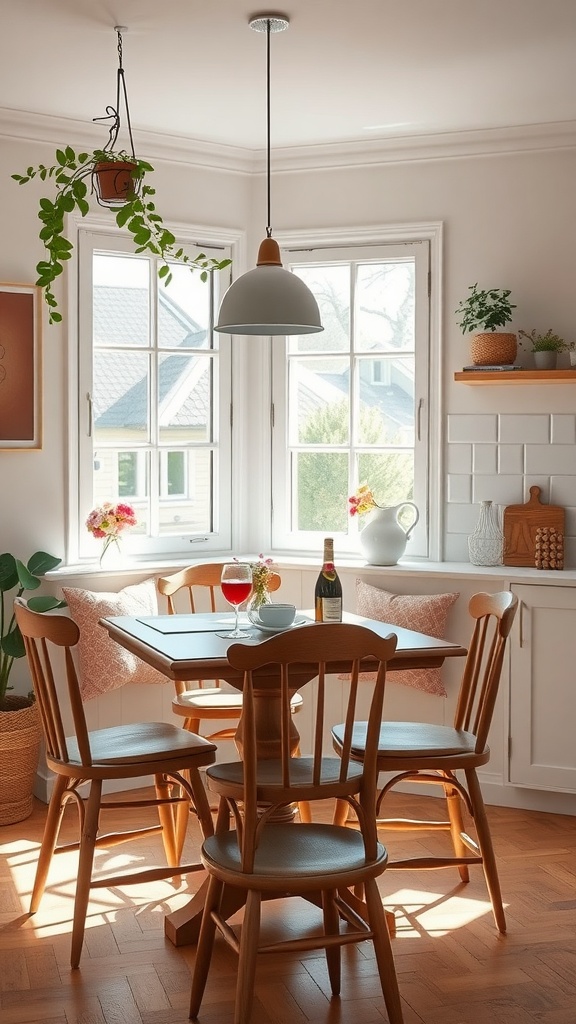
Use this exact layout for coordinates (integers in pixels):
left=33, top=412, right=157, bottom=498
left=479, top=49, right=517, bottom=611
left=551, top=415, right=576, bottom=445
left=498, top=414, right=550, bottom=444
left=446, top=444, right=472, bottom=474
left=525, top=445, right=576, bottom=475
left=447, top=474, right=472, bottom=503
left=498, top=444, right=524, bottom=475
left=448, top=415, right=497, bottom=443
left=473, top=444, right=498, bottom=474
left=445, top=408, right=576, bottom=564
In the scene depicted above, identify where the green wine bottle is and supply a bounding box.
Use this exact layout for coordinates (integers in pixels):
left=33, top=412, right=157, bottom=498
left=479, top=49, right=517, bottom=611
left=314, top=537, right=342, bottom=622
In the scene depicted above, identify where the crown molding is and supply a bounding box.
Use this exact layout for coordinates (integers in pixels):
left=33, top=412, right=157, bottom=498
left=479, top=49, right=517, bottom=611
left=1, top=107, right=575, bottom=176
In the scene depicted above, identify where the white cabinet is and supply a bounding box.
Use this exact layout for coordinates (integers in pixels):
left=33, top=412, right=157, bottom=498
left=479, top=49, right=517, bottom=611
left=509, top=583, right=576, bottom=792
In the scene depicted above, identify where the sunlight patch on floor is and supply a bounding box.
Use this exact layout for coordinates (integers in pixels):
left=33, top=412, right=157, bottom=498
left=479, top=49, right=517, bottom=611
left=385, top=886, right=496, bottom=937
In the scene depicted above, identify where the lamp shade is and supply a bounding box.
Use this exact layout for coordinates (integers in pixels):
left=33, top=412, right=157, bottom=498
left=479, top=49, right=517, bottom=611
left=215, top=237, right=323, bottom=336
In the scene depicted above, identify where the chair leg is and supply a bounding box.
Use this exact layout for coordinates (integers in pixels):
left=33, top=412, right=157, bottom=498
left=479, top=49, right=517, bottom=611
left=466, top=769, right=506, bottom=933
left=30, top=774, right=69, bottom=914
left=235, top=888, right=261, bottom=1024
left=188, top=765, right=215, bottom=839
left=333, top=798, right=350, bottom=827
left=364, top=876, right=404, bottom=1024
left=189, top=874, right=222, bottom=1020
left=322, top=889, right=341, bottom=995
left=443, top=774, right=470, bottom=882
left=154, top=773, right=179, bottom=867
left=71, top=779, right=102, bottom=969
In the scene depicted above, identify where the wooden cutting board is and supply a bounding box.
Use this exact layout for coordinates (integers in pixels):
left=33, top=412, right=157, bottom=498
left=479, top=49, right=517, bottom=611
left=503, top=485, right=565, bottom=567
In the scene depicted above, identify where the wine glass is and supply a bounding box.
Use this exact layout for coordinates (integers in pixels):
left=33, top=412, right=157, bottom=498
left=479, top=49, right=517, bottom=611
left=220, top=563, right=253, bottom=639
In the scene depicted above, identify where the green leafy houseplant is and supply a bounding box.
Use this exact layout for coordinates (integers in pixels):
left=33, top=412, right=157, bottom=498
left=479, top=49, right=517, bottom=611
left=0, top=551, right=65, bottom=708
left=455, top=283, right=516, bottom=333
left=518, top=328, right=568, bottom=353
left=12, top=147, right=231, bottom=325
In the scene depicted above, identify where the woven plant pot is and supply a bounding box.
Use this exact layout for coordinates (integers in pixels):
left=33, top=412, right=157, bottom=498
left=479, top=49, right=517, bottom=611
left=470, top=332, right=517, bottom=366
left=0, top=695, right=42, bottom=825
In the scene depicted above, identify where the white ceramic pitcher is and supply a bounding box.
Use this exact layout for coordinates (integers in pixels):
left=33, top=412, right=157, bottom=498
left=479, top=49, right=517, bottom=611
left=359, top=502, right=420, bottom=565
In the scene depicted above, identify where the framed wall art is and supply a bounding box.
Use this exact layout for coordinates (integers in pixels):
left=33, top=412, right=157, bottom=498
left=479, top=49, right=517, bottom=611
left=0, top=283, right=42, bottom=450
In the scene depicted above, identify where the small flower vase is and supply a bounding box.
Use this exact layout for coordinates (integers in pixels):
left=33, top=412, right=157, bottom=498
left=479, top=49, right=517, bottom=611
left=100, top=535, right=122, bottom=567
left=468, top=500, right=504, bottom=566
left=247, top=587, right=273, bottom=625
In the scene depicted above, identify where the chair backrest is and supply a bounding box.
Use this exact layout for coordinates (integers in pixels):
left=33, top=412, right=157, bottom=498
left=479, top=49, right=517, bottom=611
left=226, top=623, right=397, bottom=871
left=455, top=591, right=518, bottom=752
left=14, top=598, right=94, bottom=768
left=157, top=562, right=281, bottom=614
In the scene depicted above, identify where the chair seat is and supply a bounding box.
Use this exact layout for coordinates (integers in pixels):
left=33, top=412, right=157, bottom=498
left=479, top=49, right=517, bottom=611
left=209, top=755, right=362, bottom=787
left=333, top=721, right=480, bottom=759
left=202, top=823, right=388, bottom=885
left=65, top=722, right=217, bottom=767
left=173, top=689, right=304, bottom=715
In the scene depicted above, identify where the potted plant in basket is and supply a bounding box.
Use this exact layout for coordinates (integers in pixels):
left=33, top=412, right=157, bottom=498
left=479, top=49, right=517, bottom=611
left=12, top=147, right=231, bottom=325
left=455, top=283, right=517, bottom=366
left=0, top=550, right=65, bottom=824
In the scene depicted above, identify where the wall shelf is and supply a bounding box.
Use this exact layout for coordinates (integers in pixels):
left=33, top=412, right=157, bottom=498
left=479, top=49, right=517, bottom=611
left=454, top=370, right=576, bottom=385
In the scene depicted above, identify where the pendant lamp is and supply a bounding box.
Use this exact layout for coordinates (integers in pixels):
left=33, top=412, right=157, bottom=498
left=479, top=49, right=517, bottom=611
left=215, top=14, right=323, bottom=337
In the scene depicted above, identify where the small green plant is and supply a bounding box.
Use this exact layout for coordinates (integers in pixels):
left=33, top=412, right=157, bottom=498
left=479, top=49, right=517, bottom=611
left=12, top=147, right=231, bottom=325
left=0, top=551, right=65, bottom=707
left=518, top=328, right=568, bottom=353
left=455, top=283, right=516, bottom=333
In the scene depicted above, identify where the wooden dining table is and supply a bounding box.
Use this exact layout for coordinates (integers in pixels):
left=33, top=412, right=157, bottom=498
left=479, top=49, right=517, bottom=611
left=100, top=608, right=467, bottom=946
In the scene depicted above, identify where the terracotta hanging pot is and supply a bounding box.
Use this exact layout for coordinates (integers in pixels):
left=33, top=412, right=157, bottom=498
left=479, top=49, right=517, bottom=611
left=93, top=160, right=140, bottom=207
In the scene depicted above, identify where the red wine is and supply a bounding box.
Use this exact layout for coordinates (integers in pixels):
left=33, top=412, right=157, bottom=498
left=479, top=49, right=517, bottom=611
left=221, top=580, right=252, bottom=607
left=314, top=537, right=342, bottom=622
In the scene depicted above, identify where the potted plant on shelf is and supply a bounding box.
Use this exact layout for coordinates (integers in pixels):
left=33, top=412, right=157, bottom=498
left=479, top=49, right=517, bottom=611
left=518, top=328, right=572, bottom=370
left=0, top=550, right=65, bottom=823
left=12, top=147, right=231, bottom=325
left=455, top=283, right=517, bottom=366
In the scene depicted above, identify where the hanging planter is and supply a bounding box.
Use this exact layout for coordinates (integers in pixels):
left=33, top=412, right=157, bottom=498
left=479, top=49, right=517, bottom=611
left=92, top=159, right=141, bottom=207
left=12, top=27, right=230, bottom=324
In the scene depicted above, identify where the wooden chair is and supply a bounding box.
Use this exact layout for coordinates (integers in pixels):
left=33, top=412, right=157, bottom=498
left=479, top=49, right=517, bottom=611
left=14, top=598, right=217, bottom=969
left=332, top=591, right=518, bottom=934
left=157, top=563, right=302, bottom=742
left=189, top=623, right=404, bottom=1024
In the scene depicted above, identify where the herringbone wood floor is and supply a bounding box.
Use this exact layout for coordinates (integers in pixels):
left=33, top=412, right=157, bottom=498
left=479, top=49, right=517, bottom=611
left=1, top=788, right=575, bottom=1024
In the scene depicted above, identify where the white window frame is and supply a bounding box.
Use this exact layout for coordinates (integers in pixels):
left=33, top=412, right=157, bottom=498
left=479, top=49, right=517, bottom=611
left=69, top=223, right=235, bottom=563
left=271, top=223, right=444, bottom=560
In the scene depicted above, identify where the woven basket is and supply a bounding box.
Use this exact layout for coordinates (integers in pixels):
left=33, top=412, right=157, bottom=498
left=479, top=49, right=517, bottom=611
left=0, top=696, right=42, bottom=825
left=470, top=332, right=517, bottom=366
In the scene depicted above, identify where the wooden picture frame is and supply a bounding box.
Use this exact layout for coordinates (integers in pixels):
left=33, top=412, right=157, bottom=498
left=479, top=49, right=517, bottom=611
left=0, top=283, right=42, bottom=450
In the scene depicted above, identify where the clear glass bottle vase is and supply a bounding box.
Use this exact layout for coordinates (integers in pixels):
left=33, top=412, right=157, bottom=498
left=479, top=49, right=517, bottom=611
left=468, top=500, right=504, bottom=566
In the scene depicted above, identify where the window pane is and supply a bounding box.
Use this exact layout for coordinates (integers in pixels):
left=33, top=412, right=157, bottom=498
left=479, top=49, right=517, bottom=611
left=357, top=356, right=415, bottom=446
left=356, top=261, right=415, bottom=352
left=93, top=450, right=149, bottom=531
left=358, top=451, right=414, bottom=508
left=118, top=451, right=139, bottom=497
left=296, top=452, right=348, bottom=532
left=291, top=357, right=350, bottom=445
left=93, top=351, right=149, bottom=443
left=159, top=263, right=212, bottom=348
left=158, top=354, right=212, bottom=444
left=158, top=449, right=213, bottom=535
left=290, top=265, right=350, bottom=352
left=165, top=450, right=186, bottom=496
left=93, top=253, right=149, bottom=346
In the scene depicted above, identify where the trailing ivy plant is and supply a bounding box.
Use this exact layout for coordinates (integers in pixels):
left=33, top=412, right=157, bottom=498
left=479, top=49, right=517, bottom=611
left=13, top=147, right=231, bottom=325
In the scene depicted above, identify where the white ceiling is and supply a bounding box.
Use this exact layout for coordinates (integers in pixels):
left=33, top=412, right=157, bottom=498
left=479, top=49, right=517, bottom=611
left=2, top=0, right=576, bottom=155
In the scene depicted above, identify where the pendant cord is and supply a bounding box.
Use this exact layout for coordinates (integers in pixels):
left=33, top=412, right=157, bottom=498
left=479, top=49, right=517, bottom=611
left=266, top=18, right=272, bottom=238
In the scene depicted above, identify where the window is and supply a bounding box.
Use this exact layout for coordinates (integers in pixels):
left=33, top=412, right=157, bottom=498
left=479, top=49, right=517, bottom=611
left=271, top=238, right=436, bottom=558
left=75, top=230, right=232, bottom=561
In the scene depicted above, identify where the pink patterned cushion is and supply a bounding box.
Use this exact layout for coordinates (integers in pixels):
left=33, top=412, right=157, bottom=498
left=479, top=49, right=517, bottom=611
left=353, top=579, right=460, bottom=696
left=62, top=579, right=168, bottom=701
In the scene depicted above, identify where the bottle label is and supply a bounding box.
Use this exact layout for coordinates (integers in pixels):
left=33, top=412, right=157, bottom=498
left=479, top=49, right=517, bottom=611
left=320, top=597, right=342, bottom=622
